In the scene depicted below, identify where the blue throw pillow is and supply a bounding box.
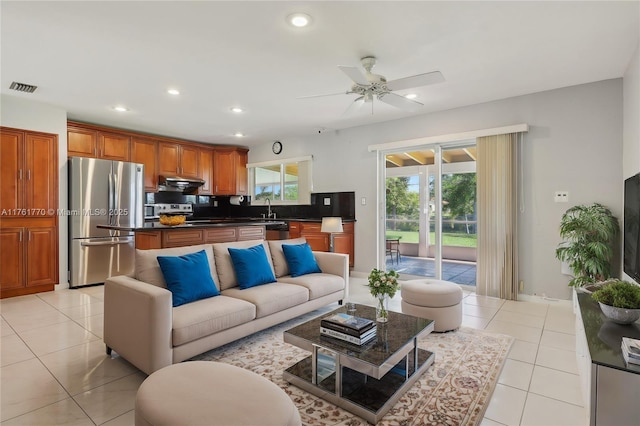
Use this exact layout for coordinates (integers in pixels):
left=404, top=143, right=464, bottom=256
left=228, top=244, right=277, bottom=289
left=157, top=250, right=219, bottom=307
left=282, top=243, right=322, bottom=277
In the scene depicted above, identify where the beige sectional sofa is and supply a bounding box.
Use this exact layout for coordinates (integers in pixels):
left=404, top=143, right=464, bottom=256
left=104, top=238, right=349, bottom=374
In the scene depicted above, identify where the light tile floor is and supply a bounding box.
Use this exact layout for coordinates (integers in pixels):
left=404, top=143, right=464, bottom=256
left=0, top=277, right=586, bottom=425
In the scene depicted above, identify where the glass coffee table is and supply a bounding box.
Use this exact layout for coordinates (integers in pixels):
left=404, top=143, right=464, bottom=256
left=283, top=304, right=435, bottom=424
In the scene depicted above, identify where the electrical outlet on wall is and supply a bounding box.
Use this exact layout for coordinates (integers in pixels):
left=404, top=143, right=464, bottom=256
left=324, top=197, right=331, bottom=206
left=554, top=191, right=569, bottom=203
left=361, top=197, right=366, bottom=205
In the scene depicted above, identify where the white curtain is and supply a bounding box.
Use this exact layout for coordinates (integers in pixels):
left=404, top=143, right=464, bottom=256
left=476, top=133, right=519, bottom=300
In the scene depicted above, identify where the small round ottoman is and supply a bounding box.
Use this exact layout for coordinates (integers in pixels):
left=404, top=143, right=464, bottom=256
left=401, top=279, right=463, bottom=332
left=135, top=361, right=301, bottom=426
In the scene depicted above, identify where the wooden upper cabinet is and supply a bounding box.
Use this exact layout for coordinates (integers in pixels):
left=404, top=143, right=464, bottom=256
left=0, top=128, right=57, bottom=216
left=68, top=126, right=97, bottom=157
left=158, top=142, right=199, bottom=179
left=132, top=138, right=158, bottom=191
left=213, top=148, right=248, bottom=195
left=0, top=129, right=22, bottom=213
left=236, top=150, right=248, bottom=196
left=198, top=148, right=213, bottom=195
left=213, top=149, right=235, bottom=195
left=98, top=132, right=130, bottom=161
left=158, top=142, right=180, bottom=176
left=180, top=145, right=199, bottom=179
left=24, top=133, right=57, bottom=213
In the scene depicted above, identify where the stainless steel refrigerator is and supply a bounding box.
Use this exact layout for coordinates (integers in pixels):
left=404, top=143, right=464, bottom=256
left=68, top=157, right=144, bottom=288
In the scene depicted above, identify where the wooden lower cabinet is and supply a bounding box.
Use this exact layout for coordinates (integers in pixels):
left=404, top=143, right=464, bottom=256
left=0, top=225, right=58, bottom=298
left=135, top=226, right=265, bottom=249
left=289, top=221, right=354, bottom=267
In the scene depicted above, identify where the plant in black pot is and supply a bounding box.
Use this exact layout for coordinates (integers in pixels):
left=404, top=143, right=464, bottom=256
left=591, top=280, right=640, bottom=324
left=555, top=203, right=619, bottom=288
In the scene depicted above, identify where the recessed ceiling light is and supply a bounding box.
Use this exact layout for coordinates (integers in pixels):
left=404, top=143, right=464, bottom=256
left=167, top=88, right=180, bottom=95
left=405, top=93, right=418, bottom=99
left=113, top=105, right=128, bottom=112
left=234, top=132, right=244, bottom=137
left=230, top=107, right=244, bottom=113
left=287, top=13, right=312, bottom=27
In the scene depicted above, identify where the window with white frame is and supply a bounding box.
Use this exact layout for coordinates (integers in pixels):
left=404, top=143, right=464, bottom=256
left=247, top=156, right=313, bottom=205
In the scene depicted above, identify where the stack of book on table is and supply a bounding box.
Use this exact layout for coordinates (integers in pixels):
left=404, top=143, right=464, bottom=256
left=621, top=336, right=640, bottom=365
left=320, top=313, right=376, bottom=345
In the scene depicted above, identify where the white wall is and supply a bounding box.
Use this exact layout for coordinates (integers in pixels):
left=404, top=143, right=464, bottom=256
left=250, top=79, right=624, bottom=300
left=1, top=94, right=69, bottom=288
left=622, top=42, right=640, bottom=282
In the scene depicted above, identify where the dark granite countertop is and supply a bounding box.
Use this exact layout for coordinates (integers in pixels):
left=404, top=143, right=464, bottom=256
left=187, top=217, right=356, bottom=223
left=577, top=292, right=640, bottom=374
left=97, top=219, right=285, bottom=232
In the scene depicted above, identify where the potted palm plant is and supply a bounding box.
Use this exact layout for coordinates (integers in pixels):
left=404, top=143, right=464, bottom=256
left=555, top=203, right=619, bottom=288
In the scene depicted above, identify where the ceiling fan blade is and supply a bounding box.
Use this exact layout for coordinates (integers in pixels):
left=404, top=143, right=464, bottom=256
left=378, top=92, right=424, bottom=112
left=343, top=96, right=365, bottom=115
left=297, top=91, right=348, bottom=99
left=386, top=71, right=445, bottom=91
left=338, top=66, right=370, bottom=86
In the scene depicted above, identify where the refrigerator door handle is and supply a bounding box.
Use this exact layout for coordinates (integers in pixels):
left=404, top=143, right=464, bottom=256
left=113, top=174, right=119, bottom=224
left=80, top=240, right=132, bottom=247
left=108, top=173, right=114, bottom=225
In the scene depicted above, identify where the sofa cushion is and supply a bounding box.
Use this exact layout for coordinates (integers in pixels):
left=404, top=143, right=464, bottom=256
left=228, top=244, right=277, bottom=289
left=267, top=238, right=307, bottom=277
left=157, top=250, right=220, bottom=307
left=213, top=240, right=274, bottom=291
left=277, top=273, right=346, bottom=300
left=172, top=296, right=256, bottom=346
left=136, top=244, right=217, bottom=289
left=282, top=243, right=322, bottom=277
left=222, top=283, right=309, bottom=318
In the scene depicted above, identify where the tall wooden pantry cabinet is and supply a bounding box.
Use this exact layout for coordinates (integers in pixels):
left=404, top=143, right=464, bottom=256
left=0, top=127, right=59, bottom=298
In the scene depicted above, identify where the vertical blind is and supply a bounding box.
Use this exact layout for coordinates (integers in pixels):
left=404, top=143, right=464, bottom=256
left=476, top=133, right=519, bottom=300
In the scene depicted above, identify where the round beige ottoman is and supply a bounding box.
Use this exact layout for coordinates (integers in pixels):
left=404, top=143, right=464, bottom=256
left=401, top=279, right=463, bottom=332
left=135, top=361, right=301, bottom=426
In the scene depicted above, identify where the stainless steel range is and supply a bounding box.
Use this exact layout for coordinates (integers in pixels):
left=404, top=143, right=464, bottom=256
left=146, top=203, right=193, bottom=219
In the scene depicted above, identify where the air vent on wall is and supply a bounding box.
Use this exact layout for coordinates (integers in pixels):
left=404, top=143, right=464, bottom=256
left=9, top=81, right=37, bottom=93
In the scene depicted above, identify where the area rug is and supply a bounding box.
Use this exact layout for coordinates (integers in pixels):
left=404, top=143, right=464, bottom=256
left=192, top=310, right=513, bottom=425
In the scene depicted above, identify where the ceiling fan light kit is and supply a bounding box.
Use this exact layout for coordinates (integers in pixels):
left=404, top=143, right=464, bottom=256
left=303, top=55, right=445, bottom=113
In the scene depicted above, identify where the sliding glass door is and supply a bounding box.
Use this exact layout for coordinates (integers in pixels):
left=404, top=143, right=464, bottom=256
left=383, top=142, right=477, bottom=287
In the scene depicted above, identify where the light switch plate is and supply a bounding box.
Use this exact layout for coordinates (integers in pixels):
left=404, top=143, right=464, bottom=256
left=361, top=197, right=366, bottom=205
left=324, top=197, right=331, bottom=206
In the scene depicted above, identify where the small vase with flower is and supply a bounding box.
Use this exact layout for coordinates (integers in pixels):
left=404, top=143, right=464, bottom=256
left=368, top=268, right=400, bottom=323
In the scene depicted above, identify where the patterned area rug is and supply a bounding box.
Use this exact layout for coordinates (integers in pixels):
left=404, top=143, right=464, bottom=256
left=192, top=310, right=513, bottom=425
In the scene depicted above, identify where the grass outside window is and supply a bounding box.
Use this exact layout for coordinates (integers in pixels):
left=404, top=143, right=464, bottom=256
left=385, top=231, right=477, bottom=248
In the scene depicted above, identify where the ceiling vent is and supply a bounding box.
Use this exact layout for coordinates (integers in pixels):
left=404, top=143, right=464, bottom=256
left=9, top=81, right=37, bottom=93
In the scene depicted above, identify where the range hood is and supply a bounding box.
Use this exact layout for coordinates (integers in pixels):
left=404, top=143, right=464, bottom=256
left=158, top=176, right=205, bottom=192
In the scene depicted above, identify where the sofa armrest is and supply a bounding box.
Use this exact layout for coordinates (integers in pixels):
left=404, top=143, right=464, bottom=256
left=104, top=275, right=173, bottom=374
left=313, top=251, right=349, bottom=299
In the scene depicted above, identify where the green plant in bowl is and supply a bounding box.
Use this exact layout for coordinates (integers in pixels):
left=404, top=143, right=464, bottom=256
left=591, top=280, right=640, bottom=324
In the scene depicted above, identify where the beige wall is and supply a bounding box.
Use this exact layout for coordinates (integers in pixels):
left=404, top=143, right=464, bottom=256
left=250, top=79, right=625, bottom=300
left=1, top=95, right=69, bottom=287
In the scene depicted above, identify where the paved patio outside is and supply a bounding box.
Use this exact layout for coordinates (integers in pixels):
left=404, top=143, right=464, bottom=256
left=385, top=255, right=477, bottom=286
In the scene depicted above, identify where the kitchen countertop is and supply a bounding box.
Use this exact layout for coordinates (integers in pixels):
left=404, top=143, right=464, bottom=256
left=98, top=219, right=286, bottom=232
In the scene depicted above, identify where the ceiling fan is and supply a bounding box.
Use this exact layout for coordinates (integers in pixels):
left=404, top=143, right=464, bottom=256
left=300, top=56, right=445, bottom=113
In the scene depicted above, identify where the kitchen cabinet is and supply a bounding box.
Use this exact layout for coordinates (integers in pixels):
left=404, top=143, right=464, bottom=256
left=0, top=226, right=58, bottom=297
left=0, top=127, right=59, bottom=298
left=68, top=124, right=130, bottom=161
left=1, top=128, right=57, bottom=217
left=161, top=228, right=204, bottom=247
left=158, top=142, right=199, bottom=179
left=289, top=221, right=354, bottom=267
left=213, top=148, right=248, bottom=195
left=135, top=225, right=265, bottom=249
left=198, top=148, right=213, bottom=195
left=238, top=226, right=265, bottom=241
left=98, top=132, right=130, bottom=161
left=135, top=231, right=162, bottom=250
left=204, top=227, right=237, bottom=243
left=132, top=138, right=158, bottom=192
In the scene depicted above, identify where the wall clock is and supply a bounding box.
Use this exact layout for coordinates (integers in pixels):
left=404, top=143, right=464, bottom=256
left=272, top=141, right=282, bottom=155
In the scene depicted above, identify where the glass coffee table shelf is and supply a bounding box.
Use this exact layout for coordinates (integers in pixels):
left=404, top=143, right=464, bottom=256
left=283, top=304, right=434, bottom=424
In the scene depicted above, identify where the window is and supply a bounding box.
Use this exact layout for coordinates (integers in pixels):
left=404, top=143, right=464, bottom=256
left=248, top=156, right=312, bottom=205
